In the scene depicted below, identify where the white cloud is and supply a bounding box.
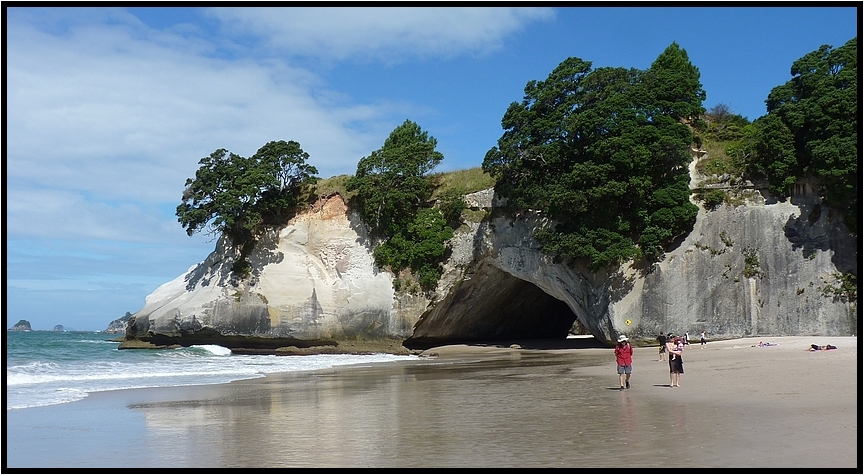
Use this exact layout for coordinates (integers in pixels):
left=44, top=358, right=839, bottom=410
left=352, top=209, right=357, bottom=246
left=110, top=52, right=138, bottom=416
left=8, top=278, right=124, bottom=292
left=6, top=14, right=388, bottom=190
left=207, top=7, right=554, bottom=62
left=5, top=188, right=177, bottom=243
left=5, top=12, right=403, bottom=243
left=5, top=8, right=552, bottom=244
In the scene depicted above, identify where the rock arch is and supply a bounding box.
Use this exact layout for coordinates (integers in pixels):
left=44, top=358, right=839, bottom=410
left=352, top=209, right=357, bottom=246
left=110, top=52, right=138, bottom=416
left=404, top=260, right=580, bottom=349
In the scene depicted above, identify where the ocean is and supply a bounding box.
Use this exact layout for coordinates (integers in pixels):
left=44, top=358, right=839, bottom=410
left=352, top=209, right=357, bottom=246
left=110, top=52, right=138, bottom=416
left=4, top=330, right=417, bottom=411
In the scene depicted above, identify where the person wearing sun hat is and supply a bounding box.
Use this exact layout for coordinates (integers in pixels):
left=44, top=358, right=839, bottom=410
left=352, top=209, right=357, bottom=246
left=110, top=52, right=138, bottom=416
left=614, top=334, right=633, bottom=390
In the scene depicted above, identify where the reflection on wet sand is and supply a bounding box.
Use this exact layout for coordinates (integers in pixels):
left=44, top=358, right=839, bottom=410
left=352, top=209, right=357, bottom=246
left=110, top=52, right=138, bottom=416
left=132, top=352, right=710, bottom=468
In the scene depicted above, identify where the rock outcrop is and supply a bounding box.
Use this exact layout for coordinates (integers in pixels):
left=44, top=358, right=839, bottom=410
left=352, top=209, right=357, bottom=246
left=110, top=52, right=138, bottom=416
left=124, top=195, right=418, bottom=351
left=8, top=320, right=32, bottom=331
left=407, top=189, right=856, bottom=348
left=52, top=325, right=65, bottom=332
left=125, top=172, right=857, bottom=351
left=104, top=312, right=133, bottom=334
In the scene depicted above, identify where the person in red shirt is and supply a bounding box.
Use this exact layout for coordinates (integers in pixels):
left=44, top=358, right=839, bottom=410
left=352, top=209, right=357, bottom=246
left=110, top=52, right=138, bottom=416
left=615, top=334, right=634, bottom=390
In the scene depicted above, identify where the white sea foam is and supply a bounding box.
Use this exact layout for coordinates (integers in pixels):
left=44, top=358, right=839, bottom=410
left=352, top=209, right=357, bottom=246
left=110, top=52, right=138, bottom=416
left=189, top=344, right=232, bottom=356
left=73, top=339, right=120, bottom=344
left=6, top=349, right=417, bottom=410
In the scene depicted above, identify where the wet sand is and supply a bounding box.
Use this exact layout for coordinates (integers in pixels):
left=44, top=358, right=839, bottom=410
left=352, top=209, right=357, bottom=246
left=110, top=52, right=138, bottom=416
left=5, top=336, right=858, bottom=469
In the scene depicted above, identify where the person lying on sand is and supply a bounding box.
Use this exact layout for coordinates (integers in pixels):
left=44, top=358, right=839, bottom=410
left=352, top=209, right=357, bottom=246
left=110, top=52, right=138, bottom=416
left=807, top=344, right=837, bottom=351
left=752, top=341, right=777, bottom=347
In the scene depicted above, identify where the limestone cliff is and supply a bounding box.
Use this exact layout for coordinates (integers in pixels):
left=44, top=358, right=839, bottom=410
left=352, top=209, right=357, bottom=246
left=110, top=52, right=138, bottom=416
left=126, top=171, right=857, bottom=351
left=124, top=195, right=419, bottom=350
left=407, top=187, right=856, bottom=348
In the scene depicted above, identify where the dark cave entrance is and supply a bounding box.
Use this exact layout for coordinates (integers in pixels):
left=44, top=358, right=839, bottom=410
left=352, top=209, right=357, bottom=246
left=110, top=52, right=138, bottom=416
left=403, top=263, right=584, bottom=350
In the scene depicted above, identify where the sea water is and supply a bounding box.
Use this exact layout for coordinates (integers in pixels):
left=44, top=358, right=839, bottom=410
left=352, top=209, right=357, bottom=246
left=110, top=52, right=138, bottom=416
left=4, top=330, right=416, bottom=410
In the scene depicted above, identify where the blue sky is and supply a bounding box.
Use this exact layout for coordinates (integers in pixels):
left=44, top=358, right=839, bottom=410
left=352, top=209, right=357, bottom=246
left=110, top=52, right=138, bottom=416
left=4, top=6, right=858, bottom=331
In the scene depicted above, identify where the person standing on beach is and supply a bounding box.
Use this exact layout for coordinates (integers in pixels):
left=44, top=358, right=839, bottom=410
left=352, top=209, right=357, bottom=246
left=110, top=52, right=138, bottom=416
left=657, top=333, right=667, bottom=361
left=700, top=330, right=707, bottom=348
left=668, top=337, right=684, bottom=387
left=615, top=335, right=633, bottom=390
left=665, top=336, right=677, bottom=380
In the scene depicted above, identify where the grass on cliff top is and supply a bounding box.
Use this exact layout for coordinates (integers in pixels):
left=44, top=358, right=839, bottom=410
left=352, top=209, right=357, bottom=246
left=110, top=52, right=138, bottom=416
left=314, top=174, right=354, bottom=200
left=695, top=137, right=741, bottom=178
left=430, top=167, right=496, bottom=199
left=314, top=168, right=496, bottom=202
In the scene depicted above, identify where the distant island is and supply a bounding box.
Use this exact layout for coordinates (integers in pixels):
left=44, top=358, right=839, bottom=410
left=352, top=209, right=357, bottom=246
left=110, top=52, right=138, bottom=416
left=8, top=320, right=32, bottom=331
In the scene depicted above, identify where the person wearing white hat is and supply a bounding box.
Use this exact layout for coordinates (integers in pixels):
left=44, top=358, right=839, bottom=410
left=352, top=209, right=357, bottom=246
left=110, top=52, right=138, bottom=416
left=614, top=334, right=633, bottom=390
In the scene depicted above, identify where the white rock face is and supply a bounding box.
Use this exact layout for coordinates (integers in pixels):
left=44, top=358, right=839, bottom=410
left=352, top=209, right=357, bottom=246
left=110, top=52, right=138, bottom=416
left=129, top=196, right=420, bottom=342
left=621, top=195, right=857, bottom=340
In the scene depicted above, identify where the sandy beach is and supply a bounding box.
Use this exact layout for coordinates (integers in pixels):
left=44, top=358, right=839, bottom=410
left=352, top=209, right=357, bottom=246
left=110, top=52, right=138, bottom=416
left=4, top=335, right=858, bottom=470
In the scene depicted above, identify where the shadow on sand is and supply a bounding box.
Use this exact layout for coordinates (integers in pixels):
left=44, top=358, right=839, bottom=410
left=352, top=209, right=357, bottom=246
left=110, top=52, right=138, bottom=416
left=448, top=336, right=608, bottom=351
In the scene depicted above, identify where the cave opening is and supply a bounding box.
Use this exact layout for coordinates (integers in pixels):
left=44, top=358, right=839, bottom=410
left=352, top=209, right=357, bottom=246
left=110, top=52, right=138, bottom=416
left=403, top=264, right=583, bottom=350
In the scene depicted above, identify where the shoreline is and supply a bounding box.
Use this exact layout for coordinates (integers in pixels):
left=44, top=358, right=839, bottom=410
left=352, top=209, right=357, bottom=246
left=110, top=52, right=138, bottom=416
left=6, top=335, right=858, bottom=469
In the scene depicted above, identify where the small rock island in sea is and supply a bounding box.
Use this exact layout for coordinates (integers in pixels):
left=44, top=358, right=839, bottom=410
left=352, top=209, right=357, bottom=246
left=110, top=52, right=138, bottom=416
left=8, top=320, right=32, bottom=331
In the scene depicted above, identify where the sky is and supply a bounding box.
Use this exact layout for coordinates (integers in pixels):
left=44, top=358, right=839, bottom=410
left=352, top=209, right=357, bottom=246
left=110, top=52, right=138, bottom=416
left=4, top=5, right=859, bottom=331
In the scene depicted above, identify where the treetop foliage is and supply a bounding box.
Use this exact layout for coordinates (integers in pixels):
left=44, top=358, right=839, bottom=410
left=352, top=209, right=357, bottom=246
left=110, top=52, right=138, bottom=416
left=749, top=37, right=857, bottom=232
left=483, top=42, right=702, bottom=269
left=347, top=119, right=444, bottom=236
left=643, top=42, right=706, bottom=122
left=176, top=140, right=319, bottom=264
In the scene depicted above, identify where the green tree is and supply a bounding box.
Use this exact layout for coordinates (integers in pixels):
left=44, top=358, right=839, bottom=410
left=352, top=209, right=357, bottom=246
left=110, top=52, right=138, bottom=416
left=347, top=120, right=451, bottom=290
left=347, top=120, right=443, bottom=236
left=753, top=37, right=857, bottom=232
left=176, top=149, right=260, bottom=245
left=374, top=207, right=454, bottom=289
left=483, top=43, right=701, bottom=269
left=752, top=113, right=798, bottom=194
left=641, top=42, right=707, bottom=122
left=176, top=140, right=318, bottom=275
left=252, top=140, right=320, bottom=225
left=436, top=187, right=468, bottom=229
